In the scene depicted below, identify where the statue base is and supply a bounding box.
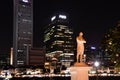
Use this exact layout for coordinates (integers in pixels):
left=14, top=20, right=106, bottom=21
left=74, top=62, right=89, bottom=67
left=70, top=62, right=92, bottom=80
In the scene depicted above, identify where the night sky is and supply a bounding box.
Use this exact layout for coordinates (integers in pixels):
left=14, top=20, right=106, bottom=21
left=0, top=0, right=120, bottom=53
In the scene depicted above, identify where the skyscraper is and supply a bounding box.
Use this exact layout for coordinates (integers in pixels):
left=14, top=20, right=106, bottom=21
left=13, top=0, right=33, bottom=67
left=44, top=12, right=75, bottom=67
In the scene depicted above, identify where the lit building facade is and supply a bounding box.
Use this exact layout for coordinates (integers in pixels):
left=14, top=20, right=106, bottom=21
left=13, top=0, right=33, bottom=67
left=44, top=13, right=74, bottom=67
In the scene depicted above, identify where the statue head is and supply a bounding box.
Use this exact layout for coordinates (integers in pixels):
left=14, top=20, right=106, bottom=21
left=79, top=32, right=83, bottom=36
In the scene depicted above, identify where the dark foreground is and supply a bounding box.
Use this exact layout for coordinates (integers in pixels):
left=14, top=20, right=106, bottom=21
left=1, top=76, right=120, bottom=80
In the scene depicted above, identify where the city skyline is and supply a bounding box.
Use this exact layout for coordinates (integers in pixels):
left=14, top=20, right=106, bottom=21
left=0, top=1, right=120, bottom=54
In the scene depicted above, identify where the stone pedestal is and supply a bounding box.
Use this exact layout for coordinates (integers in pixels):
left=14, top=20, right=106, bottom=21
left=70, top=62, right=92, bottom=80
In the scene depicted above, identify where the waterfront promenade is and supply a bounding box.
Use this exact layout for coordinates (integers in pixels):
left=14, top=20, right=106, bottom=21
left=1, top=76, right=120, bottom=80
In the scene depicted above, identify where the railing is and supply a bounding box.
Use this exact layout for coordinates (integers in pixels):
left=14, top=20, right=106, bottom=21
left=1, top=73, right=120, bottom=80
left=0, top=76, right=120, bottom=80
left=89, top=76, right=120, bottom=80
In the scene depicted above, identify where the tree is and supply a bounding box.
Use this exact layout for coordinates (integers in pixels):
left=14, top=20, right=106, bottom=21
left=101, top=21, right=120, bottom=68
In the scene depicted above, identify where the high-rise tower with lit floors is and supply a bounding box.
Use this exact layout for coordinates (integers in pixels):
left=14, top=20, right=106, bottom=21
left=13, top=0, right=33, bottom=67
left=44, top=13, right=74, bottom=67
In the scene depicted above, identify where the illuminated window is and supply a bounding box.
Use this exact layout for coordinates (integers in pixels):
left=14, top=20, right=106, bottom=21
left=52, top=26, right=55, bottom=28
left=22, top=19, right=31, bottom=23
left=59, top=15, right=67, bottom=19
left=22, top=0, right=29, bottom=3
left=51, top=16, right=56, bottom=21
left=18, top=49, right=23, bottom=52
left=57, top=29, right=62, bottom=31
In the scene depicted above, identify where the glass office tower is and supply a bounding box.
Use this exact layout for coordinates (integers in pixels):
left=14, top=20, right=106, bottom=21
left=13, top=0, right=33, bottom=67
left=44, top=13, right=74, bottom=67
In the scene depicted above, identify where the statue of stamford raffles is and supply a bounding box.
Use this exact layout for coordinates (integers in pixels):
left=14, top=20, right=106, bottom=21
left=76, top=32, right=86, bottom=62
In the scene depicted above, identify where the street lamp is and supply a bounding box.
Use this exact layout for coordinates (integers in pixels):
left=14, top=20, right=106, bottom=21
left=94, top=61, right=99, bottom=67
left=94, top=61, right=99, bottom=80
left=83, top=54, right=86, bottom=62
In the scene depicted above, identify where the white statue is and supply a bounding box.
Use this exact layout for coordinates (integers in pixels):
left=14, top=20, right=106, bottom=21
left=76, top=32, right=86, bottom=62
